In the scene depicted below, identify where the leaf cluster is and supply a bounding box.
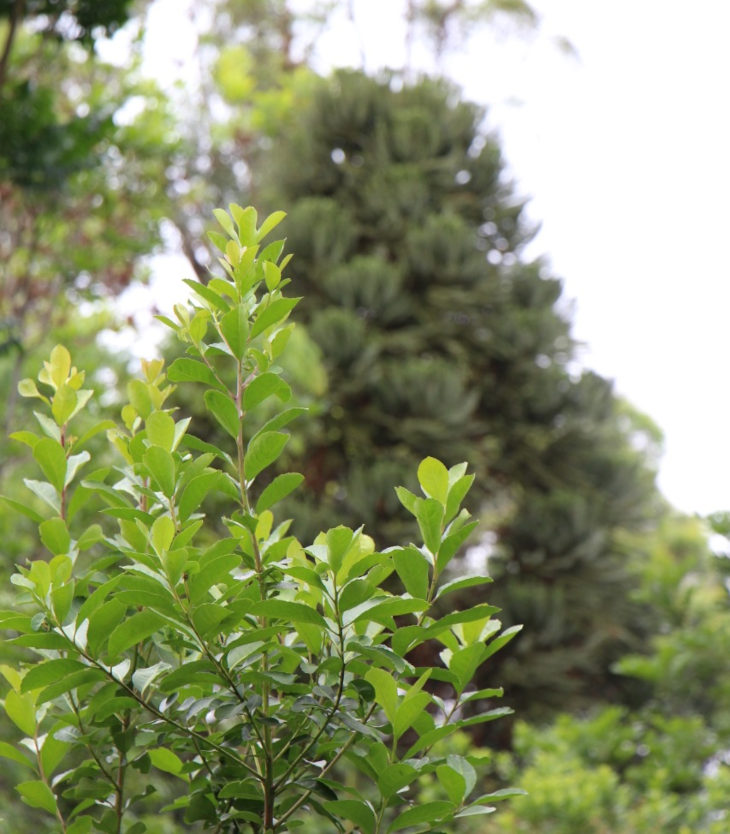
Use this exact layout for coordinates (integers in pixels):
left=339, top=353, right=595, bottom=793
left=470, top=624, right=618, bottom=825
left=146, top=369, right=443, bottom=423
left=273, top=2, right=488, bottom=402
left=0, top=205, right=519, bottom=833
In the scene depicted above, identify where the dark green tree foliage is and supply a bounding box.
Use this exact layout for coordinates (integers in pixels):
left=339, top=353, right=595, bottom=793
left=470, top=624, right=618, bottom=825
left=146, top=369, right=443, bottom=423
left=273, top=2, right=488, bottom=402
left=258, top=70, right=662, bottom=722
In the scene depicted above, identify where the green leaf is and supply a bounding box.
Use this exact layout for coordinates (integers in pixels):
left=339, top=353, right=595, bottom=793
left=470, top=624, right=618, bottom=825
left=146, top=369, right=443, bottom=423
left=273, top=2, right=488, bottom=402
left=77, top=524, right=104, bottom=550
left=184, top=278, right=231, bottom=312
left=47, top=345, right=71, bottom=388
left=128, top=379, right=154, bottom=419
left=18, top=378, right=49, bottom=403
left=86, top=599, right=126, bottom=655
left=179, top=471, right=222, bottom=521
left=218, top=780, right=262, bottom=800
left=4, top=689, right=36, bottom=735
left=349, top=596, right=427, bottom=626
left=52, top=582, right=74, bottom=622
left=255, top=472, right=304, bottom=513
left=21, top=659, right=87, bottom=692
left=392, top=546, right=430, bottom=599
left=393, top=691, right=431, bottom=741
left=34, top=410, right=61, bottom=441
left=389, top=801, right=453, bottom=831
left=40, top=728, right=70, bottom=775
left=0, top=495, right=44, bottom=523
left=213, top=207, right=236, bottom=238
left=435, top=575, right=493, bottom=601
left=243, top=372, right=291, bottom=412
left=326, top=525, right=357, bottom=574
left=250, top=297, right=299, bottom=340
left=436, top=519, right=478, bottom=572
left=38, top=517, right=70, bottom=555
left=447, top=644, right=489, bottom=693
left=395, top=485, right=419, bottom=515
left=65, top=450, right=90, bottom=487
left=445, top=473, right=474, bottom=523
left=256, top=209, right=286, bottom=241
left=378, top=763, right=418, bottom=799
left=9, top=430, right=40, bottom=449
left=151, top=515, right=175, bottom=555
left=146, top=410, right=176, bottom=451
left=107, top=610, right=166, bottom=657
left=245, top=431, right=289, bottom=480
left=249, top=599, right=326, bottom=627
left=263, top=260, right=281, bottom=291
left=230, top=203, right=257, bottom=243
left=416, top=497, right=444, bottom=555
left=149, top=747, right=185, bottom=777
left=67, top=818, right=94, bottom=834
left=323, top=800, right=376, bottom=834
left=204, top=390, right=240, bottom=439
left=220, top=305, right=249, bottom=359
left=51, top=384, right=77, bottom=426
left=418, top=457, right=449, bottom=504
left=144, top=447, right=176, bottom=498
left=436, top=764, right=466, bottom=805
left=17, top=780, right=58, bottom=814
left=167, top=357, right=222, bottom=388
left=364, top=667, right=398, bottom=725
left=0, top=740, right=33, bottom=768
left=33, top=437, right=66, bottom=492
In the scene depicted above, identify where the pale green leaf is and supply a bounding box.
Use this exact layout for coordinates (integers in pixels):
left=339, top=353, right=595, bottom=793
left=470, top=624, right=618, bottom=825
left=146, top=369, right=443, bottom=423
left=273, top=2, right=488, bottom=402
left=149, top=747, right=185, bottom=777
left=418, top=456, right=449, bottom=504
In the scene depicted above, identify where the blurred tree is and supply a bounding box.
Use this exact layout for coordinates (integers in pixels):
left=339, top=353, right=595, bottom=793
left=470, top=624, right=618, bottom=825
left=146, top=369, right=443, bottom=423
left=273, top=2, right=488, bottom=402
left=249, top=69, right=665, bottom=727
left=0, top=2, right=176, bottom=434
left=481, top=515, right=730, bottom=833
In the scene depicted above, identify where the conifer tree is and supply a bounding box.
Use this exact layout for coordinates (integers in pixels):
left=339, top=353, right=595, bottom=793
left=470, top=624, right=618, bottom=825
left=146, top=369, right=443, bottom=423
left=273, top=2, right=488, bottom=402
left=256, top=70, right=663, bottom=721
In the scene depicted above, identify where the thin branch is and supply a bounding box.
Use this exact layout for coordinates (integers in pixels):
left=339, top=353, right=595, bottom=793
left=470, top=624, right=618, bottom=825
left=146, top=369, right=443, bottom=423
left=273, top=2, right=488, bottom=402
left=0, top=0, right=24, bottom=97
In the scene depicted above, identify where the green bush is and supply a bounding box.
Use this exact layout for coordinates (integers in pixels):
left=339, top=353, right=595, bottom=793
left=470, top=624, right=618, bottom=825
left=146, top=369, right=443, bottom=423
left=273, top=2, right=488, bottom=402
left=0, top=205, right=520, bottom=833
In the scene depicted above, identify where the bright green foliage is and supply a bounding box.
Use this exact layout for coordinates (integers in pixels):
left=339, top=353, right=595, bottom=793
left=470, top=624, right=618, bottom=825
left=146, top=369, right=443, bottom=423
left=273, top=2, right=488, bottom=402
left=0, top=206, right=518, bottom=833
left=254, top=69, right=663, bottom=723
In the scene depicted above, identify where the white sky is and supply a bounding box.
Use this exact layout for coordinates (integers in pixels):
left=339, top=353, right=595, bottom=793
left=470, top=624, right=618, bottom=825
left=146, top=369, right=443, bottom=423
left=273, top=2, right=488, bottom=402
left=128, top=0, right=730, bottom=515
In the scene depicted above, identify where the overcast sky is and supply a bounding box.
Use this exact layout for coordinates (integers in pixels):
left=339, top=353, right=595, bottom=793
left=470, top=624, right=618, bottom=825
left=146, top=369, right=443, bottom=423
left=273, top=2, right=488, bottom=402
left=134, top=0, right=730, bottom=515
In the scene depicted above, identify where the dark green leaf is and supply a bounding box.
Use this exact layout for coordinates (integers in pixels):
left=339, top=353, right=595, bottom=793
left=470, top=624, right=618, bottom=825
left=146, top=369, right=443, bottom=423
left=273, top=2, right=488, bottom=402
left=323, top=800, right=375, bottom=834
left=107, top=611, right=166, bottom=657
left=389, top=801, right=453, bottom=830
left=250, top=599, right=326, bottom=627
left=21, top=659, right=87, bottom=692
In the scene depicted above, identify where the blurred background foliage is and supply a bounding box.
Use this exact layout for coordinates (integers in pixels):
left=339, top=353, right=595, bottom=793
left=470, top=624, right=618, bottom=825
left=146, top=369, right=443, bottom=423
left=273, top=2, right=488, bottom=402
left=1, top=0, right=728, bottom=831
